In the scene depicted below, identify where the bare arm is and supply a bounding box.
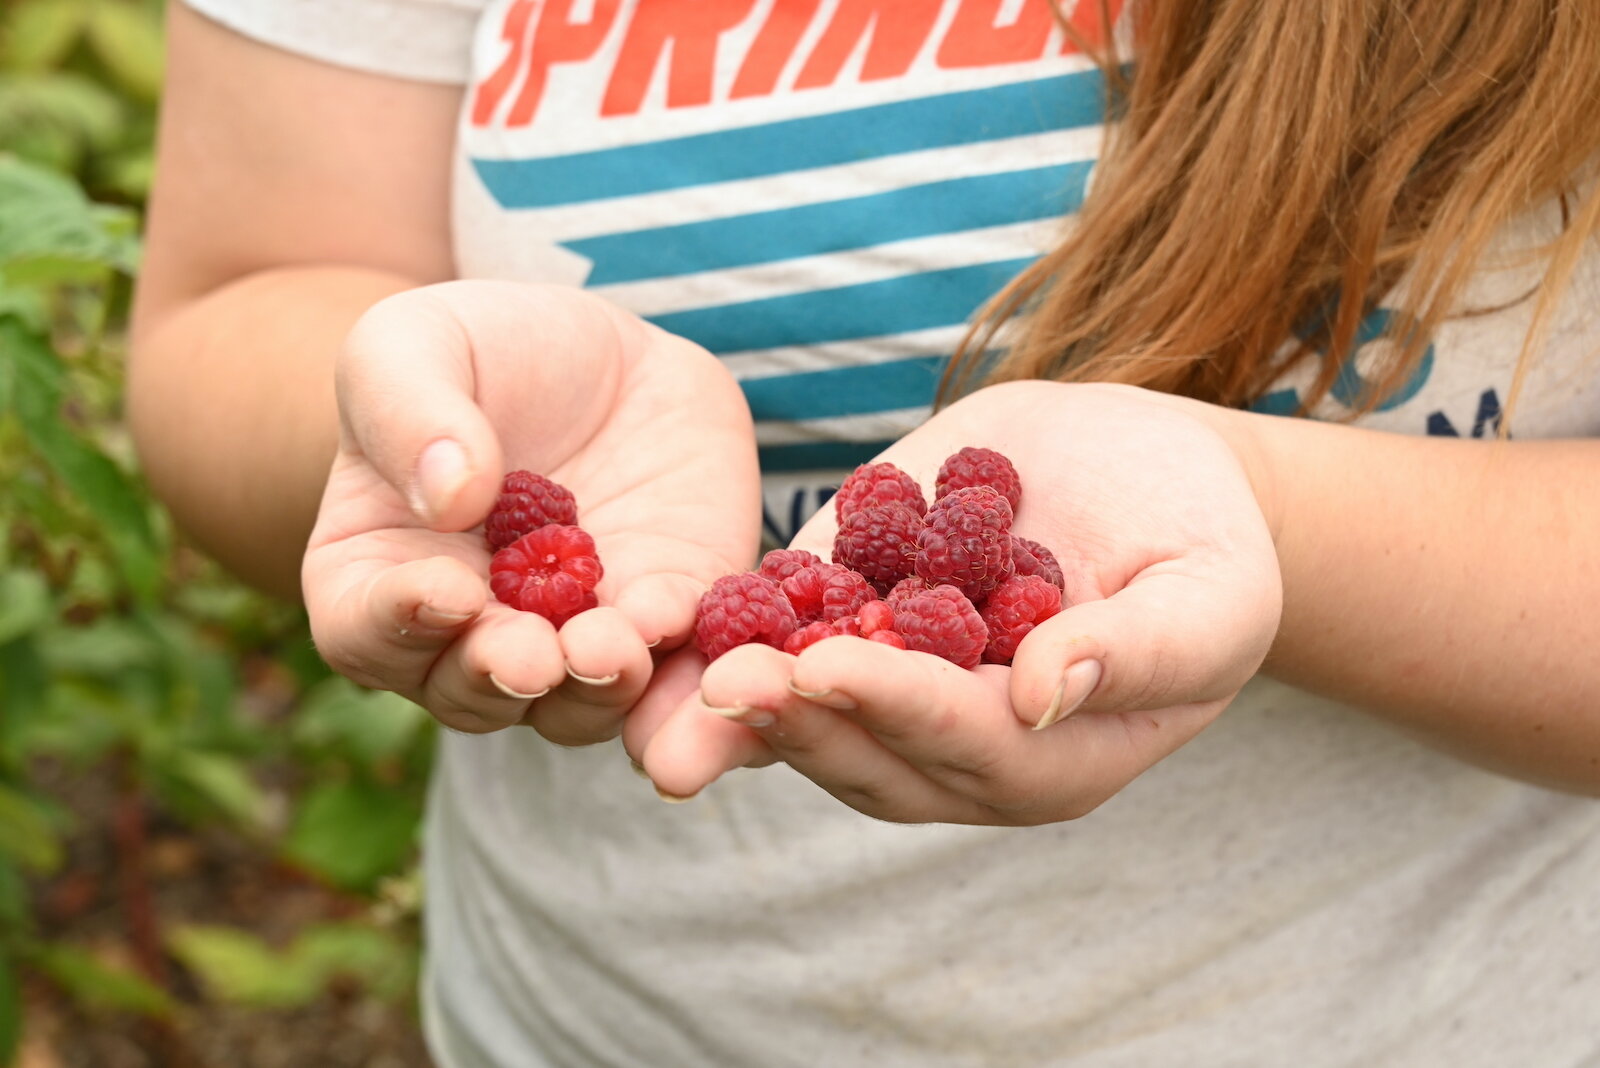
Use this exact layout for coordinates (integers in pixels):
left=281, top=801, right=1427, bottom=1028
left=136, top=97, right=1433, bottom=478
left=128, top=3, right=460, bottom=598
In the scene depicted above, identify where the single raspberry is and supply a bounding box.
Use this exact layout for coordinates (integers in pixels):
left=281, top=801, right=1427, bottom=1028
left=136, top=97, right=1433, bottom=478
left=833, top=462, right=927, bottom=521
left=783, top=621, right=840, bottom=656
left=833, top=504, right=923, bottom=592
left=489, top=525, right=603, bottom=626
left=886, top=576, right=931, bottom=607
left=856, top=599, right=896, bottom=637
left=694, top=573, right=798, bottom=660
left=979, top=575, right=1063, bottom=665
left=758, top=549, right=823, bottom=583
left=915, top=486, right=1014, bottom=603
left=484, top=470, right=578, bottom=551
left=892, top=586, right=989, bottom=669
left=1011, top=536, right=1065, bottom=592
left=935, top=448, right=1022, bottom=512
left=780, top=563, right=877, bottom=624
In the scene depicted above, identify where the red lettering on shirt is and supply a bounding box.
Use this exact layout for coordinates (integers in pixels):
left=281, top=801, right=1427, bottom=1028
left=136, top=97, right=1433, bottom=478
left=602, top=0, right=760, bottom=116
left=935, top=0, right=1053, bottom=68
left=730, top=0, right=822, bottom=100
left=506, top=0, right=622, bottom=127
left=471, top=0, right=536, bottom=126
left=1060, top=0, right=1122, bottom=52
left=794, top=0, right=943, bottom=89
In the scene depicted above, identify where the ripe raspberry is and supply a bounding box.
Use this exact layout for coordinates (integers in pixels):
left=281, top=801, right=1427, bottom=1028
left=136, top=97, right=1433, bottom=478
left=833, top=504, right=923, bottom=592
left=855, top=599, right=895, bottom=637
left=1011, top=536, right=1065, bottom=592
left=885, top=576, right=931, bottom=607
left=758, top=549, right=823, bottom=583
left=484, top=470, right=578, bottom=551
left=979, top=575, right=1063, bottom=665
left=935, top=448, right=1021, bottom=511
left=833, top=462, right=927, bottom=521
left=783, top=621, right=840, bottom=656
left=892, top=586, right=989, bottom=669
left=489, top=525, right=603, bottom=626
left=780, top=563, right=877, bottom=624
left=694, top=573, right=798, bottom=661
left=915, top=486, right=1014, bottom=603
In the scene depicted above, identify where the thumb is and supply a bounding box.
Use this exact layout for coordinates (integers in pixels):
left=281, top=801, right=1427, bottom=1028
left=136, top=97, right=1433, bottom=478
left=1008, top=562, right=1281, bottom=727
left=337, top=288, right=504, bottom=532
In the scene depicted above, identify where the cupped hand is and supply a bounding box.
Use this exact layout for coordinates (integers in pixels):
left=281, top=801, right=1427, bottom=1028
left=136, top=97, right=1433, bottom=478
left=626, top=381, right=1281, bottom=823
left=303, top=281, right=760, bottom=743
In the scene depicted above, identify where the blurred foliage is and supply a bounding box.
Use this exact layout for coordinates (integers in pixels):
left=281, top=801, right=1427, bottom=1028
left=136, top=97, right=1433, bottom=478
left=0, top=2, right=433, bottom=1059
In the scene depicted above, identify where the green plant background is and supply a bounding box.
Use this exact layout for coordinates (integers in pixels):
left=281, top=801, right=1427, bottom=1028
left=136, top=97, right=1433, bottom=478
left=1, top=2, right=433, bottom=1062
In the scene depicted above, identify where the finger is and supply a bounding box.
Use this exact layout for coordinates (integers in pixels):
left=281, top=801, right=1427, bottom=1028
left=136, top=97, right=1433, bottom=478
left=338, top=290, right=504, bottom=531
left=638, top=644, right=797, bottom=799
left=610, top=571, right=705, bottom=651
left=621, top=647, right=741, bottom=766
left=416, top=606, right=568, bottom=733
left=1009, top=558, right=1281, bottom=727
left=307, top=555, right=486, bottom=693
left=521, top=607, right=653, bottom=747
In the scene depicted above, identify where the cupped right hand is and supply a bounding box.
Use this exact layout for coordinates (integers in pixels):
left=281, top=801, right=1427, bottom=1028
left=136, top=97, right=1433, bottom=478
left=302, top=281, right=761, bottom=744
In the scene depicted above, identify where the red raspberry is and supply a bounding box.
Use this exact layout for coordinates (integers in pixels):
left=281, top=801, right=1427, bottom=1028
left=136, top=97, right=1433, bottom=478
left=914, top=486, right=1015, bottom=604
left=489, top=525, right=602, bottom=626
left=780, top=563, right=877, bottom=624
left=979, top=575, right=1063, bottom=665
left=758, top=549, right=823, bottom=582
left=856, top=599, right=895, bottom=637
left=935, top=448, right=1021, bottom=511
left=833, top=462, right=927, bottom=521
left=694, top=573, right=798, bottom=661
left=783, top=621, right=840, bottom=655
left=892, top=586, right=988, bottom=669
left=1010, top=536, right=1065, bottom=592
left=833, top=504, right=923, bottom=592
left=885, top=576, right=931, bottom=607
left=484, top=470, right=578, bottom=551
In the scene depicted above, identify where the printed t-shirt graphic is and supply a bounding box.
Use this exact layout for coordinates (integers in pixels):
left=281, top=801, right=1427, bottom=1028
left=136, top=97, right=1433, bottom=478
left=455, top=0, right=1115, bottom=541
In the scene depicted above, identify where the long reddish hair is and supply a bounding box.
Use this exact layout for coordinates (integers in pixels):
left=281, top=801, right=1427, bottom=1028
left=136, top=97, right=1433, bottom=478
left=946, top=0, right=1600, bottom=422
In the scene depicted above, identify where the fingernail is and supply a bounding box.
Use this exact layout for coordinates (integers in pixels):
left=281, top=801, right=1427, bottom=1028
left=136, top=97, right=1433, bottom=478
left=567, top=667, right=621, bottom=687
left=413, top=438, right=470, bottom=524
left=1034, top=659, right=1103, bottom=730
left=629, top=759, right=651, bottom=780
left=645, top=638, right=662, bottom=649
left=415, top=603, right=475, bottom=629
left=656, top=786, right=698, bottom=804
left=489, top=674, right=548, bottom=701
left=786, top=678, right=857, bottom=710
left=703, top=704, right=775, bottom=729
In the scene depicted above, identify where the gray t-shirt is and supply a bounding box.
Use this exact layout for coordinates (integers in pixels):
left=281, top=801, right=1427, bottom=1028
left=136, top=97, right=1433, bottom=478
left=184, top=1, right=1600, bottom=1064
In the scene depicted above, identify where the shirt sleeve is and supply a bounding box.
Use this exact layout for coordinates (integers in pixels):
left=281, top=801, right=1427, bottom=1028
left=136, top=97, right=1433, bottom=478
left=179, top=0, right=488, bottom=85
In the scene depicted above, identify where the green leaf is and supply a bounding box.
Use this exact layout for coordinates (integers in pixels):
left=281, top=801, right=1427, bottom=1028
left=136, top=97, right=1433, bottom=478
left=0, top=858, right=28, bottom=929
left=0, top=72, right=123, bottom=170
left=0, top=570, right=51, bottom=646
left=292, top=923, right=415, bottom=1002
left=32, top=944, right=174, bottom=1017
left=0, top=638, right=50, bottom=743
left=167, top=925, right=322, bottom=1008
left=0, top=954, right=18, bottom=1066
left=0, top=153, right=140, bottom=280
left=86, top=0, right=165, bottom=101
left=35, top=616, right=159, bottom=678
left=0, top=781, right=63, bottom=872
left=284, top=781, right=421, bottom=892
left=3, top=0, right=88, bottom=71
left=294, top=678, right=428, bottom=768
left=148, top=750, right=267, bottom=831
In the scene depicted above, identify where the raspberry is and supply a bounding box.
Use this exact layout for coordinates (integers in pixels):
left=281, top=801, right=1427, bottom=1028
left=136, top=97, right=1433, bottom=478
left=833, top=462, right=927, bottom=521
left=780, top=563, right=877, bottom=624
left=856, top=599, right=895, bottom=637
left=892, top=586, right=988, bottom=669
left=914, top=486, right=1014, bottom=603
left=484, top=470, right=578, bottom=551
left=758, top=549, right=823, bottom=582
left=833, top=504, right=923, bottom=592
left=489, top=525, right=603, bottom=626
left=1011, top=536, right=1065, bottom=592
left=783, top=621, right=840, bottom=655
left=935, top=447, right=1021, bottom=512
left=885, top=576, right=931, bottom=607
left=694, top=573, right=798, bottom=660
left=979, top=575, right=1063, bottom=665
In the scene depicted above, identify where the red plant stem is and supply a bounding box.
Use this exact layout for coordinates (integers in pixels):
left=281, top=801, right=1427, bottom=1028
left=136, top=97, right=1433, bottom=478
left=112, top=750, right=168, bottom=988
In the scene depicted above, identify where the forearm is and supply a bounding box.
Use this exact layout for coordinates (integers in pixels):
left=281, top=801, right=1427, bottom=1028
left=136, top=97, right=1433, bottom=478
left=128, top=266, right=420, bottom=599
left=1223, top=408, right=1600, bottom=791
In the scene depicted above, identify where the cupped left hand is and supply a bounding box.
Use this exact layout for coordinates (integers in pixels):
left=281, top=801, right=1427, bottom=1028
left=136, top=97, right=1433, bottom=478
left=624, top=380, right=1283, bottom=824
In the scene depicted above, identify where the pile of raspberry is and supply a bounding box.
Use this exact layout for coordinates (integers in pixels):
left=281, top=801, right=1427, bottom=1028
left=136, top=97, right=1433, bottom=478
left=694, top=448, right=1065, bottom=669
left=481, top=470, right=602, bottom=627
